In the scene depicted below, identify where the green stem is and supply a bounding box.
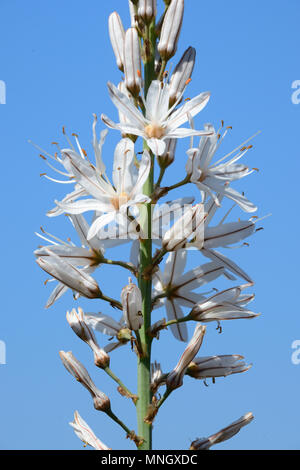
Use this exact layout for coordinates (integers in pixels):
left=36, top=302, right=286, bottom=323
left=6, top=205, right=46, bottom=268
left=102, top=258, right=137, bottom=276
left=136, top=20, right=156, bottom=451
left=104, top=366, right=137, bottom=404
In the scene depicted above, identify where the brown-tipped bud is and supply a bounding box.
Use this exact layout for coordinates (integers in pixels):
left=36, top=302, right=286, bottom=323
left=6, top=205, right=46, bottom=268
left=124, top=28, right=142, bottom=96
left=166, top=324, right=206, bottom=390
left=169, top=46, right=196, bottom=107
left=158, top=0, right=184, bottom=61
left=157, top=138, right=177, bottom=168
left=66, top=307, right=110, bottom=368
left=59, top=351, right=111, bottom=411
left=121, top=279, right=144, bottom=331
left=138, top=0, right=157, bottom=24
left=36, top=249, right=102, bottom=300
left=108, top=12, right=125, bottom=71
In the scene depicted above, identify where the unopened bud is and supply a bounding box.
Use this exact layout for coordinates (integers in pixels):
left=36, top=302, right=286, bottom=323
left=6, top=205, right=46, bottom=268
left=121, top=278, right=144, bottom=331
left=158, top=0, right=184, bottom=61
left=124, top=28, right=142, bottom=96
left=66, top=307, right=110, bottom=368
left=108, top=12, right=125, bottom=71
left=169, top=46, right=196, bottom=107
left=166, top=324, right=206, bottom=390
left=138, top=0, right=157, bottom=24
left=59, top=351, right=111, bottom=411
left=157, top=138, right=177, bottom=168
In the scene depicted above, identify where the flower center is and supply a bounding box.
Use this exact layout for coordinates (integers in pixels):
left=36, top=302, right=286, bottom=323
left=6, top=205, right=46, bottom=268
left=144, top=123, right=166, bottom=139
left=111, top=192, right=130, bottom=211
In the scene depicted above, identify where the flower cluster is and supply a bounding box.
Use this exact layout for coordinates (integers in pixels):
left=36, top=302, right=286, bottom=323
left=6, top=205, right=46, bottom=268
left=34, top=0, right=261, bottom=450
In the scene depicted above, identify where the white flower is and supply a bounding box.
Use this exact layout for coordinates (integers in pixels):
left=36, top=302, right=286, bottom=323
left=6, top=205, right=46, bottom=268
left=153, top=250, right=224, bottom=341
left=101, top=80, right=212, bottom=156
left=186, top=354, right=251, bottom=381
left=190, top=284, right=259, bottom=324
left=55, top=138, right=151, bottom=240
left=70, top=411, right=111, bottom=450
left=186, top=124, right=258, bottom=212
left=85, top=312, right=132, bottom=353
left=190, top=412, right=254, bottom=450
left=162, top=204, right=206, bottom=251
left=34, top=214, right=106, bottom=307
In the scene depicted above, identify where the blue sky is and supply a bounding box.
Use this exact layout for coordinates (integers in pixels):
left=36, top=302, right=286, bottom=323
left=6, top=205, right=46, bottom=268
left=0, top=0, right=299, bottom=450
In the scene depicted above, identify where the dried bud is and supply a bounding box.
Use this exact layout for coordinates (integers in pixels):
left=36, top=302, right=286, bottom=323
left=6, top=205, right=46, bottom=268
left=162, top=204, right=206, bottom=251
left=190, top=412, right=254, bottom=450
left=67, top=307, right=110, bottom=368
left=166, top=324, right=206, bottom=390
left=169, top=46, right=196, bottom=107
left=158, top=0, right=184, bottom=61
left=138, top=0, right=157, bottom=24
left=121, top=278, right=144, bottom=331
left=108, top=12, right=125, bottom=71
left=157, top=138, right=177, bottom=168
left=124, top=28, right=142, bottom=96
left=59, top=351, right=111, bottom=412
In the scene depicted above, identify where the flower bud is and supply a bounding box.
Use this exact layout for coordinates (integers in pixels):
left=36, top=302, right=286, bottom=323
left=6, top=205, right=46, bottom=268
left=59, top=351, right=111, bottom=411
left=36, top=249, right=102, bottom=299
left=166, top=324, right=206, bottom=390
left=162, top=203, right=206, bottom=251
left=121, top=278, right=143, bottom=331
left=157, top=138, right=177, bottom=168
left=67, top=307, right=110, bottom=368
left=124, top=28, right=142, bottom=97
left=108, top=12, right=125, bottom=71
left=138, top=0, right=157, bottom=24
left=158, top=0, right=184, bottom=61
left=169, top=46, right=196, bottom=107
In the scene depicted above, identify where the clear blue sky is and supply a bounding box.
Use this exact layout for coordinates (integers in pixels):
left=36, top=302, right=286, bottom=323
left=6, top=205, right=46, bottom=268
left=0, top=0, right=299, bottom=450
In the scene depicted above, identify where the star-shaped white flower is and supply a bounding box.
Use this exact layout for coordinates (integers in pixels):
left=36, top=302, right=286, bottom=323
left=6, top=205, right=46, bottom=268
left=153, top=249, right=224, bottom=341
left=53, top=138, right=151, bottom=240
left=101, top=80, right=212, bottom=156
left=186, top=124, right=258, bottom=212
